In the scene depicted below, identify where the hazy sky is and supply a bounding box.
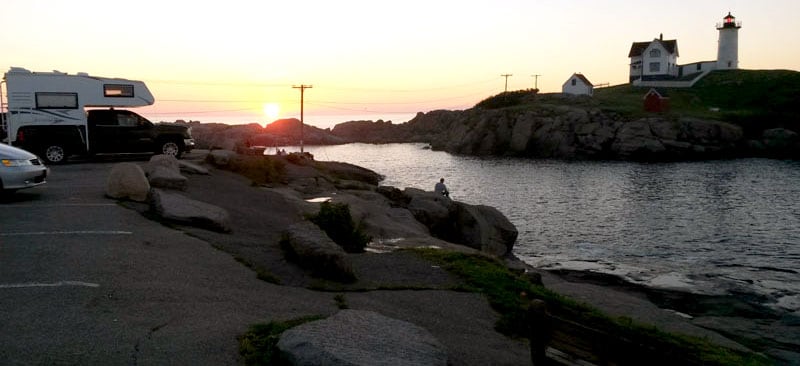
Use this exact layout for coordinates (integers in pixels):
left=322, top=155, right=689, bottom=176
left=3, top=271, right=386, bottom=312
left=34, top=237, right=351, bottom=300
left=2, top=1, right=798, bottom=127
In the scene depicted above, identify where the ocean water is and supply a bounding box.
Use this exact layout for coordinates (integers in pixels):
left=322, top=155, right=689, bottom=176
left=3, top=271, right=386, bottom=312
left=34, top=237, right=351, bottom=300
left=302, top=143, right=800, bottom=312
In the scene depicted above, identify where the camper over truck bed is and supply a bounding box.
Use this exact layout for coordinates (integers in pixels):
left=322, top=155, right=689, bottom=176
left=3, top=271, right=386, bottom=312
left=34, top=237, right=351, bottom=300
left=2, top=67, right=193, bottom=163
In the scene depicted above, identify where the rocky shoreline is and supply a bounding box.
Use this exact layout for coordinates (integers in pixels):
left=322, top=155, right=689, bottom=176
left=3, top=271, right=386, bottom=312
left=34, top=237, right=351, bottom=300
left=544, top=269, right=800, bottom=363
left=328, top=103, right=799, bottom=161
left=105, top=150, right=797, bottom=364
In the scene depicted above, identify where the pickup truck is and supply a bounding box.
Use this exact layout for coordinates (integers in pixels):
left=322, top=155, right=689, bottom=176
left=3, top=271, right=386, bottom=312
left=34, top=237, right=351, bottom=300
left=14, top=109, right=195, bottom=164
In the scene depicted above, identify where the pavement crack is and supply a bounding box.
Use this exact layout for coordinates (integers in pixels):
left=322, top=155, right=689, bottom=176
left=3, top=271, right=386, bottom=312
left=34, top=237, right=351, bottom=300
left=150, top=322, right=168, bottom=333
left=130, top=322, right=169, bottom=365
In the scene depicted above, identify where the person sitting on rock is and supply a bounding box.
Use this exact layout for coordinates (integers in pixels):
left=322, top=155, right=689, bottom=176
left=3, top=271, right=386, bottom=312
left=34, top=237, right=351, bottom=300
left=434, top=178, right=449, bottom=197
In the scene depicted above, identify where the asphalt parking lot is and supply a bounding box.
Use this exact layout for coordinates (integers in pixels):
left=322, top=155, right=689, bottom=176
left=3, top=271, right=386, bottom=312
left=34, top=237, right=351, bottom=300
left=0, top=160, right=335, bottom=365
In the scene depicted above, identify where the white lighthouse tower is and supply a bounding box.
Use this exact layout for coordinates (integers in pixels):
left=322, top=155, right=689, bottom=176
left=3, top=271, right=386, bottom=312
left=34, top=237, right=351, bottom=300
left=716, top=12, right=741, bottom=69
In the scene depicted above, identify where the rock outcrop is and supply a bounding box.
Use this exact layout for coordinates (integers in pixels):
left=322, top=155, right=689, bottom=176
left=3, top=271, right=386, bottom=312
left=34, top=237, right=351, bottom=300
left=181, top=119, right=346, bottom=150
left=378, top=187, right=518, bottom=257
left=282, top=221, right=355, bottom=282
left=277, top=310, right=448, bottom=366
left=324, top=103, right=797, bottom=160
left=206, top=149, right=236, bottom=166
left=330, top=190, right=432, bottom=244
left=145, top=155, right=188, bottom=190
left=106, top=163, right=150, bottom=202
left=757, top=128, right=800, bottom=157
left=405, top=107, right=746, bottom=160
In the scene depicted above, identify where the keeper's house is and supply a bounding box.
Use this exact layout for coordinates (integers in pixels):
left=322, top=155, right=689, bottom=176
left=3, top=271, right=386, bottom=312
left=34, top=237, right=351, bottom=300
left=628, top=34, right=679, bottom=83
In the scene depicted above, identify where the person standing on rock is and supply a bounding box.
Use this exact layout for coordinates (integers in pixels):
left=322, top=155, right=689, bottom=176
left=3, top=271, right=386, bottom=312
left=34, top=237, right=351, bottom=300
left=434, top=178, right=449, bottom=197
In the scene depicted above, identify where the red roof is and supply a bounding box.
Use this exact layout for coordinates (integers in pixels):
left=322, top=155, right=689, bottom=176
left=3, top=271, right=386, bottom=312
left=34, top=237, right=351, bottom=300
left=572, top=73, right=593, bottom=87
left=628, top=39, right=678, bottom=57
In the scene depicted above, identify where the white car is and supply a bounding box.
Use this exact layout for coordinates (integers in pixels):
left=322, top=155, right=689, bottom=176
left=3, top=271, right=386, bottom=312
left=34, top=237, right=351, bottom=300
left=1, top=142, right=49, bottom=193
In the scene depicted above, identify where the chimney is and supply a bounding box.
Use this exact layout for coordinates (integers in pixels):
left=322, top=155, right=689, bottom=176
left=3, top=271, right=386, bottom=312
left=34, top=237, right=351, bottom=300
left=660, top=33, right=663, bottom=41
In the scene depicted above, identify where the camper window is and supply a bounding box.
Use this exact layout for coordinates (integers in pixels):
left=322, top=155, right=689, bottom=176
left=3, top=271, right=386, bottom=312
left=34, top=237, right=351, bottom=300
left=36, top=92, right=78, bottom=109
left=104, top=84, right=135, bottom=98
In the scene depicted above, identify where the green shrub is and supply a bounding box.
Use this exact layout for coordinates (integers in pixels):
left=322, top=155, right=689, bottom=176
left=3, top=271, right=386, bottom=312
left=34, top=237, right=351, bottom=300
left=310, top=202, right=370, bottom=253
left=238, top=316, right=323, bottom=366
left=223, top=155, right=286, bottom=185
left=286, top=152, right=314, bottom=165
left=475, top=89, right=538, bottom=109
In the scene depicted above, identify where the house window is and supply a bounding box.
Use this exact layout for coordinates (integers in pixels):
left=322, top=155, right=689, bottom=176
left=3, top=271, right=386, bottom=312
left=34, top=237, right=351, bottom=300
left=649, top=49, right=661, bottom=57
left=103, top=84, right=135, bottom=98
left=649, top=62, right=661, bottom=72
left=571, top=79, right=577, bottom=86
left=35, top=92, right=78, bottom=109
left=728, top=61, right=732, bottom=67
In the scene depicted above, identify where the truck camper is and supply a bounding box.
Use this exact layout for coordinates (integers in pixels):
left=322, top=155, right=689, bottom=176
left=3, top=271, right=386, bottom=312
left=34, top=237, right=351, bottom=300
left=0, top=67, right=193, bottom=163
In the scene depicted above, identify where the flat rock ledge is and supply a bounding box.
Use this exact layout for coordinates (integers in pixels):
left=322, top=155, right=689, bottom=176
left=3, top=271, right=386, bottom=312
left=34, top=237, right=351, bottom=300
left=277, top=310, right=448, bottom=366
left=283, top=222, right=355, bottom=282
left=150, top=188, right=231, bottom=232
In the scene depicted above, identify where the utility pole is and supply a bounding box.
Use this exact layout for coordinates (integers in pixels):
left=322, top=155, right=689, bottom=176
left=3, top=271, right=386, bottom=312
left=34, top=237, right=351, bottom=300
left=531, top=74, right=542, bottom=90
left=500, top=74, right=512, bottom=92
left=292, top=84, right=312, bottom=153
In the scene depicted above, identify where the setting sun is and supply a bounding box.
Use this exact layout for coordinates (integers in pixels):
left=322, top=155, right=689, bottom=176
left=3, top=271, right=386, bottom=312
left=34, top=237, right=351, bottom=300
left=263, top=103, right=280, bottom=120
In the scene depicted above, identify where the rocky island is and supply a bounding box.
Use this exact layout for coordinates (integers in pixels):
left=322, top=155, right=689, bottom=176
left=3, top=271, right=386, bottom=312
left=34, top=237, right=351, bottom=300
left=182, top=69, right=800, bottom=162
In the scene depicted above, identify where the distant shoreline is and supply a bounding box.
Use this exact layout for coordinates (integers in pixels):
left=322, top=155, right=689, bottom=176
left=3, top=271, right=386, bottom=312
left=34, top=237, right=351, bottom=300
left=156, top=112, right=419, bottom=130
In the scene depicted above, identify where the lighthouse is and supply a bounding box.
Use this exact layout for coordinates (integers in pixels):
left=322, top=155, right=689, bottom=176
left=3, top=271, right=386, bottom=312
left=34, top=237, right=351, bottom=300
left=716, top=12, right=741, bottom=70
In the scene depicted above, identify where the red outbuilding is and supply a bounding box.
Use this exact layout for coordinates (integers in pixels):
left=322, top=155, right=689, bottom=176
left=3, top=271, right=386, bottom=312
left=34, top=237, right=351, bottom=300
left=643, top=88, right=670, bottom=112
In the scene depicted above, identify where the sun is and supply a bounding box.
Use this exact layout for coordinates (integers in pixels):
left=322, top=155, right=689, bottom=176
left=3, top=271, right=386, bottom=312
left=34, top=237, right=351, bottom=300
left=263, top=103, right=280, bottom=120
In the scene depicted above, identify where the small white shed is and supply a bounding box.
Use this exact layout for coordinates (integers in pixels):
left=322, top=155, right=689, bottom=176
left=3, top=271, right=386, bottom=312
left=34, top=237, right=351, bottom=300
left=562, top=73, right=594, bottom=96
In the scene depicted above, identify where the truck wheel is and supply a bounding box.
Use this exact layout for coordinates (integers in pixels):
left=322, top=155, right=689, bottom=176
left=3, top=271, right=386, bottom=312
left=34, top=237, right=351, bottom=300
left=43, top=144, right=67, bottom=164
left=159, top=141, right=183, bottom=158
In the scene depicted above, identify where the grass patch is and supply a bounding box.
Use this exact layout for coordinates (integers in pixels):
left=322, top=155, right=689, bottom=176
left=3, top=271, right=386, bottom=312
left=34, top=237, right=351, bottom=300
left=309, top=202, right=371, bottom=253
left=475, top=89, right=538, bottom=109
left=592, top=69, right=800, bottom=135
left=411, top=248, right=769, bottom=365
left=411, top=248, right=581, bottom=336
left=239, top=315, right=324, bottom=366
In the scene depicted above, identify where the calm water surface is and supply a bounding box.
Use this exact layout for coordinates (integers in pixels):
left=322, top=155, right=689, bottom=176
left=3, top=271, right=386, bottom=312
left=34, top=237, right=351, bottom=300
left=303, top=143, right=800, bottom=312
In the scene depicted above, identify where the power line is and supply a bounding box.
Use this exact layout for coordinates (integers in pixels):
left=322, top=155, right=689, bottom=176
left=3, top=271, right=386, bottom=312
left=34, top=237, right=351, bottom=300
left=146, top=77, right=499, bottom=93
left=319, top=77, right=499, bottom=93
left=144, top=108, right=254, bottom=115
left=293, top=84, right=313, bottom=153
left=531, top=74, right=542, bottom=90
left=500, top=74, right=512, bottom=92
left=148, top=79, right=289, bottom=88
left=150, top=85, right=497, bottom=116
